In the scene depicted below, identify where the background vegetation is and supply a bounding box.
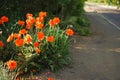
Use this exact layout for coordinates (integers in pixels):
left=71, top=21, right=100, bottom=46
left=0, top=0, right=90, bottom=77
left=87, top=0, right=120, bottom=8
left=0, top=0, right=90, bottom=35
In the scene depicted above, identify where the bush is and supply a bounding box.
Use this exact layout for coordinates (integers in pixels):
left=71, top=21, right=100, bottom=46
left=0, top=11, right=74, bottom=79
left=0, top=0, right=91, bottom=36
left=0, top=0, right=85, bottom=19
left=0, top=0, right=88, bottom=33
left=63, top=14, right=90, bottom=35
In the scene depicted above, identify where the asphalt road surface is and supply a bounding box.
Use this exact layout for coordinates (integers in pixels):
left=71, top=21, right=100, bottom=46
left=49, top=2, right=120, bottom=80
left=85, top=2, right=120, bottom=29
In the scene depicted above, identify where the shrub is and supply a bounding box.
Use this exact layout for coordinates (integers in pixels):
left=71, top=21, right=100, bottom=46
left=0, top=0, right=85, bottom=18
left=0, top=11, right=74, bottom=79
left=0, top=0, right=88, bottom=34
left=63, top=15, right=90, bottom=35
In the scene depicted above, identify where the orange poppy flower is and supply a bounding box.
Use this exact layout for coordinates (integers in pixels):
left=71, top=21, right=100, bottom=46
left=26, top=18, right=35, bottom=28
left=13, top=33, right=21, bottom=39
left=37, top=32, right=44, bottom=40
left=0, top=40, right=4, bottom=47
left=48, top=19, right=55, bottom=27
left=14, top=39, right=24, bottom=46
left=6, top=60, right=17, bottom=70
left=17, top=20, right=25, bottom=26
left=46, top=36, right=54, bottom=42
left=65, top=29, right=74, bottom=36
left=39, top=11, right=47, bottom=18
left=1, top=16, right=8, bottom=23
left=35, top=21, right=44, bottom=29
left=36, top=17, right=44, bottom=22
left=25, top=24, right=32, bottom=29
left=34, top=42, right=39, bottom=47
left=35, top=47, right=41, bottom=53
left=19, top=29, right=27, bottom=34
left=7, top=35, right=13, bottom=42
left=26, top=19, right=31, bottom=25
left=30, top=18, right=35, bottom=24
left=47, top=78, right=54, bottom=80
left=53, top=17, right=60, bottom=24
left=7, top=34, right=14, bottom=42
left=26, top=13, right=33, bottom=19
left=24, top=34, right=32, bottom=44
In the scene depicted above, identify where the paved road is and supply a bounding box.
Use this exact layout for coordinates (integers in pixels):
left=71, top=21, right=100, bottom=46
left=50, top=3, right=120, bottom=80
left=85, top=2, right=120, bottom=29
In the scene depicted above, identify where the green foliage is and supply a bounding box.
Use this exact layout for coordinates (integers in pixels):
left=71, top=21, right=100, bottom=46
left=76, top=16, right=90, bottom=27
left=33, top=27, right=70, bottom=71
left=79, top=27, right=91, bottom=36
left=0, top=0, right=90, bottom=38
left=0, top=0, right=89, bottom=77
left=15, top=26, right=71, bottom=73
left=0, top=61, right=18, bottom=80
left=87, top=0, right=120, bottom=8
left=0, top=0, right=85, bottom=18
left=63, top=15, right=90, bottom=35
left=0, top=21, right=21, bottom=62
left=0, top=12, right=73, bottom=77
left=87, top=0, right=107, bottom=3
left=0, top=0, right=87, bottom=30
left=0, top=61, right=9, bottom=80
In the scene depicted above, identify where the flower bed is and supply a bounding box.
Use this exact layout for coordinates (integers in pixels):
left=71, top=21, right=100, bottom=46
left=0, top=11, right=73, bottom=80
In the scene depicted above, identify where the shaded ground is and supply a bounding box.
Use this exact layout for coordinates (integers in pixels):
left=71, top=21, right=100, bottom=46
left=43, top=3, right=120, bottom=80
